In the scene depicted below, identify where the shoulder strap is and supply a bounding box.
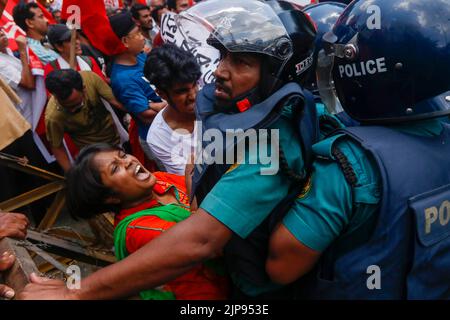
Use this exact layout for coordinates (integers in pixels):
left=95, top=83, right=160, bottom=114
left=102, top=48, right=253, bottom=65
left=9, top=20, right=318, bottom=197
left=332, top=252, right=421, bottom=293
left=268, top=89, right=319, bottom=231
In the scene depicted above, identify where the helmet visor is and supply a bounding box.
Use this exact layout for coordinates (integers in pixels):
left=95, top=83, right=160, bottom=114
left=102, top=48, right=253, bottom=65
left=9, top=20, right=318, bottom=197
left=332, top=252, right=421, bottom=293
left=176, top=0, right=293, bottom=61
left=316, top=48, right=343, bottom=114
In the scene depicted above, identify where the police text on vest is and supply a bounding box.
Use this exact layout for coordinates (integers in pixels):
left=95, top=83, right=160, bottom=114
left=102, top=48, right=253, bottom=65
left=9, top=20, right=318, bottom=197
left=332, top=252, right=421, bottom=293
left=425, top=200, right=450, bottom=234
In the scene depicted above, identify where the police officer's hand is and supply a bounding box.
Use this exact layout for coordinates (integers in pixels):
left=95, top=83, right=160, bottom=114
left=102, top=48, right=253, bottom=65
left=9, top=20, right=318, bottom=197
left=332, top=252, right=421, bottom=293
left=17, top=273, right=77, bottom=300
left=0, top=251, right=16, bottom=300
left=0, top=212, right=29, bottom=240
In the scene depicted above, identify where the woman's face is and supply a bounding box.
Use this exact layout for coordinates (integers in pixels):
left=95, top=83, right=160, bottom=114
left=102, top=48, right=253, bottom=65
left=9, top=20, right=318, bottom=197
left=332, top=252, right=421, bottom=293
left=93, top=149, right=156, bottom=206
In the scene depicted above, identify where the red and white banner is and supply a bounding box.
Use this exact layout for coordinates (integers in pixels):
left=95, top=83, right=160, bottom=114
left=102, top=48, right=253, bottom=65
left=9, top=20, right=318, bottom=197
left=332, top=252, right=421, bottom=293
left=103, top=0, right=124, bottom=9
left=0, top=0, right=26, bottom=51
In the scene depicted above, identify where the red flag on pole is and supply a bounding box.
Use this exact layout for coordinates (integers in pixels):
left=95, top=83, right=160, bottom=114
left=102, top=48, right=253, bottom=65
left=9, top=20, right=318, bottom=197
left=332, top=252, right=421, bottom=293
left=0, top=0, right=25, bottom=51
left=61, top=0, right=126, bottom=56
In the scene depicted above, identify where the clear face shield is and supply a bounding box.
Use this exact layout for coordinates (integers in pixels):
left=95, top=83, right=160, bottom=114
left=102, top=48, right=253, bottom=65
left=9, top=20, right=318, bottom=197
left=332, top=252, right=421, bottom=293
left=316, top=32, right=360, bottom=114
left=175, top=0, right=294, bottom=75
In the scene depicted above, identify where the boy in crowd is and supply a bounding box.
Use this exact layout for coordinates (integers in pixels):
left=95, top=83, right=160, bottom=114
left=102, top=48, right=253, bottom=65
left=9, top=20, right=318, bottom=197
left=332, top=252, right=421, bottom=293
left=144, top=43, right=200, bottom=175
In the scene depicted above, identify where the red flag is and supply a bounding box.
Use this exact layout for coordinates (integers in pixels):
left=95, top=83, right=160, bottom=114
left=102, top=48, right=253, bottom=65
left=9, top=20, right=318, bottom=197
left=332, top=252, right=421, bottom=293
left=0, top=0, right=26, bottom=51
left=61, top=0, right=126, bottom=56
left=34, top=1, right=56, bottom=25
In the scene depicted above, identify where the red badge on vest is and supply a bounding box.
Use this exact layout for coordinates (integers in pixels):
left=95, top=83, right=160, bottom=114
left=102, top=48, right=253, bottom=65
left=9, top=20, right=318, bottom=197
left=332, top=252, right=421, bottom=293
left=236, top=98, right=251, bottom=112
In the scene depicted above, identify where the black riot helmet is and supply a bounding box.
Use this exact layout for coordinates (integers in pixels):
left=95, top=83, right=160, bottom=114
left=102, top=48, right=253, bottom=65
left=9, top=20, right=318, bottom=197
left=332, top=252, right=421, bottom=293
left=176, top=0, right=316, bottom=106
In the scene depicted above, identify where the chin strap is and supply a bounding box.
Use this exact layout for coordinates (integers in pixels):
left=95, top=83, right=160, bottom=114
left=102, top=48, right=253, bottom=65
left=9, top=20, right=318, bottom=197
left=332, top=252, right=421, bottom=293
left=213, top=87, right=262, bottom=114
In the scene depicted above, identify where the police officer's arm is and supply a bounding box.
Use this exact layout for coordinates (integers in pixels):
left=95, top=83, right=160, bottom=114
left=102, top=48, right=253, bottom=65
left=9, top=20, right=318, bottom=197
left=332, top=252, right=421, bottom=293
left=266, top=223, right=321, bottom=285
left=17, top=208, right=232, bottom=300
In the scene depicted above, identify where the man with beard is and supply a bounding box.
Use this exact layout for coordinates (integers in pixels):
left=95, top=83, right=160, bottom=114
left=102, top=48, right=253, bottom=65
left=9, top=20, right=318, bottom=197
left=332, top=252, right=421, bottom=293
left=131, top=3, right=157, bottom=53
left=12, top=2, right=58, bottom=64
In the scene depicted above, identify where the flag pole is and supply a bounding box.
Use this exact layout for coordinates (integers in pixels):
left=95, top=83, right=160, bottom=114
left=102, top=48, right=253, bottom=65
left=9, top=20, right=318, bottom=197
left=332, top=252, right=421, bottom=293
left=69, top=28, right=77, bottom=70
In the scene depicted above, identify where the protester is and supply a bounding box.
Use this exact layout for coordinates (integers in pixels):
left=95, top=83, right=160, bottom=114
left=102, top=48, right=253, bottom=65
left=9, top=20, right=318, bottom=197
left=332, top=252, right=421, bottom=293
left=150, top=4, right=169, bottom=48
left=144, top=44, right=200, bottom=175
left=167, top=0, right=190, bottom=13
left=64, top=143, right=229, bottom=299
left=265, top=0, right=450, bottom=299
left=15, top=0, right=319, bottom=300
left=0, top=45, right=54, bottom=221
left=44, top=69, right=124, bottom=171
left=12, top=2, right=58, bottom=64
left=0, top=32, right=35, bottom=122
left=45, top=24, right=106, bottom=81
left=77, top=29, right=109, bottom=79
left=108, top=12, right=166, bottom=160
left=149, top=0, right=166, bottom=11
left=51, top=9, right=61, bottom=24
left=130, top=3, right=157, bottom=53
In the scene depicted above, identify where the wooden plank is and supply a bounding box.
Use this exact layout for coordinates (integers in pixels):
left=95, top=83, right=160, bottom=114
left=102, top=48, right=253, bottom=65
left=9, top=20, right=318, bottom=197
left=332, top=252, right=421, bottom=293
left=37, top=190, right=66, bottom=230
left=0, top=237, right=39, bottom=296
left=38, top=257, right=73, bottom=274
left=0, top=152, right=64, bottom=182
left=27, top=230, right=115, bottom=266
left=0, top=181, right=65, bottom=212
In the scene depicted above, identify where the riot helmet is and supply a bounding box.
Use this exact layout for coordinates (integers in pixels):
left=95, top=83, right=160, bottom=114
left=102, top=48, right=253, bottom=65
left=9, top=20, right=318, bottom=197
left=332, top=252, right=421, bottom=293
left=321, top=0, right=450, bottom=123
left=176, top=0, right=316, bottom=106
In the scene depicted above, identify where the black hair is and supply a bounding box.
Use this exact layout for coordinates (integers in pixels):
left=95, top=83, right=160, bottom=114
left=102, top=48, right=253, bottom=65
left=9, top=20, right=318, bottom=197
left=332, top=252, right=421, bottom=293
left=144, top=43, right=201, bottom=92
left=45, top=69, right=84, bottom=101
left=12, top=2, right=40, bottom=32
left=130, top=3, right=150, bottom=20
left=151, top=5, right=167, bottom=24
left=166, top=0, right=177, bottom=11
left=66, top=143, right=122, bottom=220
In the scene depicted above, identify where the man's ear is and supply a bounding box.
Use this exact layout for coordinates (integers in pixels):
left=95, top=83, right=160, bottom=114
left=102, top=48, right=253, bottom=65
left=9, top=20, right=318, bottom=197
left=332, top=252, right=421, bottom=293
left=54, top=43, right=64, bottom=53
left=25, top=18, right=34, bottom=31
left=121, top=37, right=129, bottom=48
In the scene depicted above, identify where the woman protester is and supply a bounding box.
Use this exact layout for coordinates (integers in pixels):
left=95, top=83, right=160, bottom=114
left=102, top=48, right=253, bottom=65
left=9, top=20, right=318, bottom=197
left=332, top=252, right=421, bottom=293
left=65, top=143, right=229, bottom=300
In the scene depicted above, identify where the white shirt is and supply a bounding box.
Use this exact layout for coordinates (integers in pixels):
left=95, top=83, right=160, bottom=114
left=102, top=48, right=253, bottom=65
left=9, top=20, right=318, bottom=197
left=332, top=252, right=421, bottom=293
left=0, top=49, right=33, bottom=124
left=146, top=108, right=197, bottom=175
left=0, top=49, right=22, bottom=90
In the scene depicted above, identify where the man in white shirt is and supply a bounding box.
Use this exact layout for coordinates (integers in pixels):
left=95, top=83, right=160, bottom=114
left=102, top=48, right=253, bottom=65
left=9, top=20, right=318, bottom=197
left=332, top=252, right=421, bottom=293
left=144, top=43, right=200, bottom=175
left=0, top=30, right=35, bottom=123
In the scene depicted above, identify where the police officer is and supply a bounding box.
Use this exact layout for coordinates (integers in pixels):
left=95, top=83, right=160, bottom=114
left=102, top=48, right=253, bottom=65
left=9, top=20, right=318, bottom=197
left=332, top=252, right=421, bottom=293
left=15, top=0, right=321, bottom=299
left=265, top=0, right=450, bottom=299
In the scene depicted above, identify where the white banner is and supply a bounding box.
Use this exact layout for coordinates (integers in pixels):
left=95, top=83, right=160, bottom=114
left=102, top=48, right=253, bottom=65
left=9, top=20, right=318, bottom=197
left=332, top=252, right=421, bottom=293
left=160, top=11, right=220, bottom=88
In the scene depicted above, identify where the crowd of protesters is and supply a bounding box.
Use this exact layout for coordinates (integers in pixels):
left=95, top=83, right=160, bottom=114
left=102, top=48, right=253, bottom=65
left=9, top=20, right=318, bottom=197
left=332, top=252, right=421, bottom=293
left=1, top=0, right=450, bottom=301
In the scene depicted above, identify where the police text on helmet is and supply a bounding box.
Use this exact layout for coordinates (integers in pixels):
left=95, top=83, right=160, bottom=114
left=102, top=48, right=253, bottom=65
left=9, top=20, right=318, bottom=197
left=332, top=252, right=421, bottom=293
left=338, top=57, right=387, bottom=78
